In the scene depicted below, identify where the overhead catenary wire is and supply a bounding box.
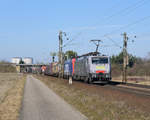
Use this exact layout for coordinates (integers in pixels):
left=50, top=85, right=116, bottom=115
left=102, top=0, right=149, bottom=23
left=102, top=15, right=150, bottom=48
left=118, top=0, right=150, bottom=17
left=69, top=0, right=149, bottom=49
left=64, top=0, right=140, bottom=45
left=102, top=8, right=150, bottom=48
left=96, top=0, right=149, bottom=41
left=63, top=32, right=82, bottom=48
left=103, top=15, right=150, bottom=37
left=63, top=1, right=150, bottom=54
left=85, top=0, right=149, bottom=30
left=105, top=0, right=121, bottom=11
left=104, top=35, right=122, bottom=48
left=74, top=12, right=150, bottom=52
left=62, top=1, right=123, bottom=46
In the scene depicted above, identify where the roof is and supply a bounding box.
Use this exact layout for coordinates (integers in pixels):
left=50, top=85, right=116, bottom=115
left=77, top=52, right=100, bottom=58
left=16, top=64, right=48, bottom=66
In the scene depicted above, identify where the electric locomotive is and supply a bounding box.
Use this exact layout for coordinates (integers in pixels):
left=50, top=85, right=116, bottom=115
left=73, top=52, right=111, bottom=83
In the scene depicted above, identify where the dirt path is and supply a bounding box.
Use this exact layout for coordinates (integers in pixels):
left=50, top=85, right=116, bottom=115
left=19, top=75, right=87, bottom=120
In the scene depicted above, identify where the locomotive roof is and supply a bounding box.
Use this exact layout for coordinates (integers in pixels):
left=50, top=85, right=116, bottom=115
left=77, top=52, right=100, bottom=58
left=76, top=52, right=109, bottom=59
left=76, top=55, right=109, bottom=61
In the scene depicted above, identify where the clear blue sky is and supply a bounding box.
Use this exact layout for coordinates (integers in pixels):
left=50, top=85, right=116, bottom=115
left=0, top=0, right=150, bottom=63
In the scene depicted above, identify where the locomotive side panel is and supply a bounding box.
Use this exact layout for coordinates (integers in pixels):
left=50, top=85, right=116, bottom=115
left=74, top=57, right=89, bottom=78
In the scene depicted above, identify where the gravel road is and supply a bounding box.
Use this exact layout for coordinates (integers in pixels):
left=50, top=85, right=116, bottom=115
left=19, top=75, right=87, bottom=120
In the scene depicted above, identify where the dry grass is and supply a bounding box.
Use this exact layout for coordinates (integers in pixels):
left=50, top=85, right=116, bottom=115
left=0, top=64, right=16, bottom=73
left=0, top=73, right=21, bottom=103
left=0, top=73, right=26, bottom=120
left=35, top=75, right=150, bottom=120
left=112, top=76, right=150, bottom=85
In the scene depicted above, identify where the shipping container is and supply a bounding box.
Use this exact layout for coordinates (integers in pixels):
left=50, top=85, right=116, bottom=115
left=51, top=62, right=59, bottom=77
left=44, top=64, right=52, bottom=75
left=64, top=59, right=72, bottom=79
left=72, top=58, right=76, bottom=75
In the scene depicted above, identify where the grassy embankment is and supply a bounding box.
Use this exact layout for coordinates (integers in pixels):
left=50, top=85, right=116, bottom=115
left=35, top=75, right=150, bottom=120
left=0, top=73, right=26, bottom=120
left=0, top=62, right=16, bottom=73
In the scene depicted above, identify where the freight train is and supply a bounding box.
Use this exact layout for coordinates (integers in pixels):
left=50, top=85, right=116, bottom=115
left=44, top=52, right=111, bottom=84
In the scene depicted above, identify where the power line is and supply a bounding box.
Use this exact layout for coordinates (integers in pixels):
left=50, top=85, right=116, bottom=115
left=102, top=13, right=150, bottom=49
left=104, top=35, right=122, bottom=48
left=69, top=0, right=149, bottom=48
left=102, top=0, right=149, bottom=23
left=65, top=1, right=122, bottom=35
left=64, top=1, right=149, bottom=53
left=120, top=0, right=150, bottom=17
left=103, top=15, right=150, bottom=37
left=64, top=1, right=140, bottom=47
left=63, top=32, right=82, bottom=48
left=106, top=0, right=121, bottom=11
left=82, top=0, right=148, bottom=29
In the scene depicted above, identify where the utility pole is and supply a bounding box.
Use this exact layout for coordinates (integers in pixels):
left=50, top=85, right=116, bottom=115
left=58, top=30, right=67, bottom=78
left=90, top=40, right=102, bottom=52
left=59, top=31, right=63, bottom=78
left=122, top=32, right=128, bottom=83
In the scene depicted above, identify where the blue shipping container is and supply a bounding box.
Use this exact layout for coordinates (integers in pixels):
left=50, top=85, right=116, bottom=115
left=64, top=59, right=72, bottom=77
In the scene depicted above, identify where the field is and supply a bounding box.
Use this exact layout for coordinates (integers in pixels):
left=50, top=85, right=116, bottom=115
left=0, top=73, right=26, bottom=120
left=35, top=75, right=150, bottom=120
left=0, top=63, right=16, bottom=73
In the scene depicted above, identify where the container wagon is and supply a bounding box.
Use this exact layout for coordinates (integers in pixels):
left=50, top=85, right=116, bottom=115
left=51, top=62, right=59, bottom=77
left=44, top=64, right=52, bottom=76
left=64, top=59, right=72, bottom=79
left=32, top=66, right=42, bottom=74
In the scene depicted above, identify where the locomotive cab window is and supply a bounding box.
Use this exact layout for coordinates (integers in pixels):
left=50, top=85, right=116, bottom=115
left=92, top=57, right=108, bottom=64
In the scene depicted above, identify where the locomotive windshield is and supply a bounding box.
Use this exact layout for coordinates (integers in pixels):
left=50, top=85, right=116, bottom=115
left=92, top=57, right=108, bottom=64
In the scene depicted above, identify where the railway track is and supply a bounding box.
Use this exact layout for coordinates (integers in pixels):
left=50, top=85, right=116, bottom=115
left=109, top=81, right=150, bottom=89
left=68, top=79, right=150, bottom=97
left=104, top=81, right=150, bottom=97
left=41, top=74, right=150, bottom=97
